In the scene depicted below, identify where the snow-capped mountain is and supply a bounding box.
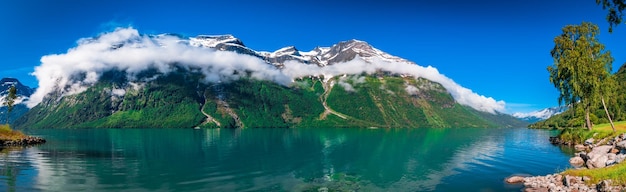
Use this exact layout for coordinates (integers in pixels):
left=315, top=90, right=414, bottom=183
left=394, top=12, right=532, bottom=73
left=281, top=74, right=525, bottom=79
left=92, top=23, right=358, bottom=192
left=188, top=35, right=407, bottom=67
left=0, top=77, right=34, bottom=106
left=1, top=77, right=34, bottom=124
left=513, top=106, right=568, bottom=123
left=17, top=28, right=527, bottom=128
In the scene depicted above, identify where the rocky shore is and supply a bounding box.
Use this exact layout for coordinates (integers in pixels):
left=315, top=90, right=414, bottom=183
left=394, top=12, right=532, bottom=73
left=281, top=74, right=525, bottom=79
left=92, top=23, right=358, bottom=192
left=0, top=136, right=46, bottom=146
left=507, top=174, right=620, bottom=192
left=506, top=133, right=626, bottom=191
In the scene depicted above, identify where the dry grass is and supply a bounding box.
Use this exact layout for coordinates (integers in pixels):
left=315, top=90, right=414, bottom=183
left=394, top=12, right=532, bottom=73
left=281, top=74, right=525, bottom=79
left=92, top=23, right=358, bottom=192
left=0, top=124, right=28, bottom=140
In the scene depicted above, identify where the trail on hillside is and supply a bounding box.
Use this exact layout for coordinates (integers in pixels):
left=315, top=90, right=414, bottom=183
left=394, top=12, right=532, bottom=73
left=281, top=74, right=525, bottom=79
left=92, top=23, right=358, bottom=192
left=319, top=80, right=349, bottom=120
left=199, top=100, right=221, bottom=127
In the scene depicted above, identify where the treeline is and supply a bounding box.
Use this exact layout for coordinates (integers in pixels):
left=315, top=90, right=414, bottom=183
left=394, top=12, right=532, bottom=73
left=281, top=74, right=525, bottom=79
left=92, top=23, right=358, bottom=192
left=531, top=63, right=626, bottom=129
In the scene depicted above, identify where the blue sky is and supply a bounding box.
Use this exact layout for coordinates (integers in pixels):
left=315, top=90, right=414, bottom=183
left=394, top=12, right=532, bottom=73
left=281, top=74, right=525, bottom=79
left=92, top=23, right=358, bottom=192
left=1, top=0, right=625, bottom=113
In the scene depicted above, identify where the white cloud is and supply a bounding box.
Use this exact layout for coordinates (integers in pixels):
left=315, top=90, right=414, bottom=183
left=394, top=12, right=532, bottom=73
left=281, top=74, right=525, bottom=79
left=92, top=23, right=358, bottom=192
left=405, top=85, right=419, bottom=96
left=282, top=57, right=505, bottom=113
left=336, top=75, right=366, bottom=92
left=26, top=27, right=506, bottom=114
left=111, top=88, right=126, bottom=97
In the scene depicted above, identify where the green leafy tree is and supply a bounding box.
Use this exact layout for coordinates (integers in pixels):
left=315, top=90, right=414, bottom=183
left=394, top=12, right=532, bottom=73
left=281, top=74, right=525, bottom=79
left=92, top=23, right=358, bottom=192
left=549, top=22, right=615, bottom=131
left=596, top=0, right=626, bottom=32
left=3, top=86, right=17, bottom=125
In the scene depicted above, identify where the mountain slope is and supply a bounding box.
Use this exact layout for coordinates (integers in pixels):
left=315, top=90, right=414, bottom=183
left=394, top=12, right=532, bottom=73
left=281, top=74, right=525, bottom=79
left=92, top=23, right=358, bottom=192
left=0, top=78, right=34, bottom=124
left=16, top=72, right=525, bottom=129
left=15, top=29, right=525, bottom=129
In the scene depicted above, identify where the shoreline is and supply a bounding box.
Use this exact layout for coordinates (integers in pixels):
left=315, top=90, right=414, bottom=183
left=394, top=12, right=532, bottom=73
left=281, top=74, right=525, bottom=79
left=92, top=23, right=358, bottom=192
left=507, top=132, right=626, bottom=191
left=0, top=136, right=46, bottom=147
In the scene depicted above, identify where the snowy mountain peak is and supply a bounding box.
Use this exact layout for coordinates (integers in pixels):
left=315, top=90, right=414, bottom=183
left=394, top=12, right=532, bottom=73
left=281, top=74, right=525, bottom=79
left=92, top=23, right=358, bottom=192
left=0, top=78, right=34, bottom=107
left=513, top=106, right=569, bottom=123
left=189, top=34, right=245, bottom=48
left=184, top=34, right=406, bottom=67
left=305, top=39, right=407, bottom=66
left=1, top=78, right=18, bottom=87
left=272, top=46, right=300, bottom=57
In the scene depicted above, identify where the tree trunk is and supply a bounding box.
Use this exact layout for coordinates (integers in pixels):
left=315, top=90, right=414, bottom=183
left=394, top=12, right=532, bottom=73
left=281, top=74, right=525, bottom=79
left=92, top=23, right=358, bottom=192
left=585, top=107, right=593, bottom=131
left=601, top=97, right=616, bottom=132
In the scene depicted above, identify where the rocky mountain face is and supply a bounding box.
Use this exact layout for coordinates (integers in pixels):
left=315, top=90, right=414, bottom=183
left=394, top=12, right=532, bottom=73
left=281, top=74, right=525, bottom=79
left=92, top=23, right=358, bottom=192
left=15, top=33, right=526, bottom=129
left=189, top=35, right=407, bottom=67
left=0, top=78, right=34, bottom=124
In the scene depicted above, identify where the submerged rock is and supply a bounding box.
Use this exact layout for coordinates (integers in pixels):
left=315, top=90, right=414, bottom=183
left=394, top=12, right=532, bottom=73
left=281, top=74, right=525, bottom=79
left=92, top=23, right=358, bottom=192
left=549, top=136, right=562, bottom=145
left=505, top=176, right=525, bottom=184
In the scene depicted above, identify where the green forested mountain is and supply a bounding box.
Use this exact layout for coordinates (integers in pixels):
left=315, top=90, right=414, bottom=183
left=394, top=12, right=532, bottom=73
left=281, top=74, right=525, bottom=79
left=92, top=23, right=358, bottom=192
left=14, top=33, right=528, bottom=129
left=530, top=63, right=626, bottom=128
left=14, top=70, right=526, bottom=129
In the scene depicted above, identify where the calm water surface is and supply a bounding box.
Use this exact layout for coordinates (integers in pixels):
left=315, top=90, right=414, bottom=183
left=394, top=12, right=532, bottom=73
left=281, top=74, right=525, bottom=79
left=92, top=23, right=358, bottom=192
left=0, top=127, right=572, bottom=191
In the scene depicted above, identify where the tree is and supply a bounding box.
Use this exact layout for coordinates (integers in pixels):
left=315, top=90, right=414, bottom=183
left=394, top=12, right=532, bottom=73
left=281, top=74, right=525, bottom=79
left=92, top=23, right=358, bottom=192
left=549, top=22, right=615, bottom=131
left=600, top=71, right=618, bottom=132
left=596, top=0, right=626, bottom=33
left=2, top=86, right=17, bottom=125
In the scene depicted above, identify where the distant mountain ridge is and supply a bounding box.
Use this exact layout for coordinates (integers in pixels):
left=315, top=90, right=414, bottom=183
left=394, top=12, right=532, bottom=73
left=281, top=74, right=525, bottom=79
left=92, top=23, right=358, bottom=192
left=15, top=29, right=526, bottom=129
left=1, top=77, right=34, bottom=103
left=0, top=78, right=34, bottom=124
left=188, top=35, right=409, bottom=68
left=513, top=106, right=568, bottom=123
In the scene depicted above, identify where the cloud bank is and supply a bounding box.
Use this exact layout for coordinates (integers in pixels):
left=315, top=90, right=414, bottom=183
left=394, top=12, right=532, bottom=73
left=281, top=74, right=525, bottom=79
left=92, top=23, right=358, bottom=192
left=27, top=27, right=505, bottom=113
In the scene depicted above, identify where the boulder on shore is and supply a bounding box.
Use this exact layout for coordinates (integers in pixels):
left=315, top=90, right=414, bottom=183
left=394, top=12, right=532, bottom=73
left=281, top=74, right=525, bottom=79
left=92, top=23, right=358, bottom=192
left=617, top=154, right=626, bottom=164
left=616, top=141, right=626, bottom=150
left=521, top=174, right=624, bottom=192
left=584, top=145, right=614, bottom=169
left=584, top=138, right=595, bottom=146
left=574, top=144, right=587, bottom=151
left=569, top=156, right=585, bottom=168
left=588, top=154, right=609, bottom=168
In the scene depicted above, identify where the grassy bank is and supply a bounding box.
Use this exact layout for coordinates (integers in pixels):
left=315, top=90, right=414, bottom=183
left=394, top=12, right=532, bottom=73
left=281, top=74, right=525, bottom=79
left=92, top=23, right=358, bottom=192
left=0, top=124, right=28, bottom=140
left=563, top=163, right=626, bottom=185
left=557, top=121, right=626, bottom=145
left=558, top=121, right=626, bottom=185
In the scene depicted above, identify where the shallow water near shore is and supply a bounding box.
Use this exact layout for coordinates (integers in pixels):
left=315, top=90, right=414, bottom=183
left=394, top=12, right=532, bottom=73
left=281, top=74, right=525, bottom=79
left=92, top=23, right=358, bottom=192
left=0, top=127, right=572, bottom=191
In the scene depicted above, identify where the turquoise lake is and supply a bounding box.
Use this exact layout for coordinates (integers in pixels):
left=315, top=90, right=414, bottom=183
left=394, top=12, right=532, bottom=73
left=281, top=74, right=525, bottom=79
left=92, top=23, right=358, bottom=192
left=0, top=127, right=572, bottom=191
